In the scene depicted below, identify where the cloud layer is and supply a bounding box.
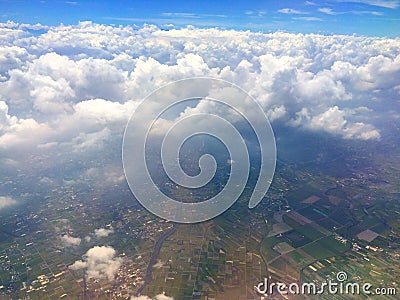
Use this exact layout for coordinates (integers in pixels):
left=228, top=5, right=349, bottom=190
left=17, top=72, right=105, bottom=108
left=0, top=21, right=399, bottom=192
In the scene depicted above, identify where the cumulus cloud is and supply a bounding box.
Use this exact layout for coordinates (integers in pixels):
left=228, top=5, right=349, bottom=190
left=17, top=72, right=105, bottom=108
left=94, top=228, right=114, bottom=238
left=0, top=21, right=398, bottom=176
left=0, top=100, right=54, bottom=150
left=0, top=196, right=17, bottom=210
left=291, top=106, right=381, bottom=139
left=60, top=234, right=82, bottom=247
left=81, top=165, right=126, bottom=187
left=70, top=246, right=122, bottom=281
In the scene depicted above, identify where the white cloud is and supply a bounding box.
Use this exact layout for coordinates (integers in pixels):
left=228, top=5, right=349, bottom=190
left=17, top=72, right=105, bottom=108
left=82, top=166, right=126, bottom=186
left=60, top=234, right=81, bottom=247
left=0, top=196, right=17, bottom=210
left=335, top=0, right=400, bottom=9
left=0, top=21, right=398, bottom=167
left=0, top=46, right=33, bottom=79
left=292, top=106, right=381, bottom=140
left=319, top=8, right=337, bottom=15
left=267, top=105, right=287, bottom=122
left=70, top=246, right=122, bottom=281
left=0, top=102, right=54, bottom=150
left=94, top=228, right=114, bottom=238
left=0, top=101, right=17, bottom=130
left=294, top=16, right=323, bottom=21
left=354, top=10, right=384, bottom=15
left=69, top=128, right=111, bottom=152
left=73, top=99, right=136, bottom=124
left=278, top=8, right=309, bottom=14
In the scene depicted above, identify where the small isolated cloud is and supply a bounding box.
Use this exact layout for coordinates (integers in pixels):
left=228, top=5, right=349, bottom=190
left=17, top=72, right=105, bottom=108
left=319, top=8, right=337, bottom=15
left=94, top=228, right=114, bottom=238
left=130, top=295, right=174, bottom=300
left=60, top=234, right=81, bottom=247
left=70, top=246, right=122, bottom=281
left=278, top=8, right=309, bottom=14
left=0, top=196, right=17, bottom=210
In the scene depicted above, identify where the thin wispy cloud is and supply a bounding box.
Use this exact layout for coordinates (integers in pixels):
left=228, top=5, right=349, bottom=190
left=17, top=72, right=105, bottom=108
left=335, top=0, right=400, bottom=9
left=161, top=12, right=227, bottom=18
left=319, top=7, right=385, bottom=15
left=103, top=16, right=229, bottom=27
left=294, top=16, right=323, bottom=21
left=162, top=12, right=200, bottom=18
left=319, top=7, right=337, bottom=15
left=278, top=8, right=310, bottom=15
left=245, top=10, right=267, bottom=17
left=352, top=10, right=384, bottom=14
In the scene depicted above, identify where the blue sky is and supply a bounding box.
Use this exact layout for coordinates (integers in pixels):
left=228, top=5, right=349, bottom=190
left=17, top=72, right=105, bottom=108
left=0, top=0, right=399, bottom=36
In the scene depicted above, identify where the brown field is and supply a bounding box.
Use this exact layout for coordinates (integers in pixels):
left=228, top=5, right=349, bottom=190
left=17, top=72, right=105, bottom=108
left=302, top=195, right=321, bottom=204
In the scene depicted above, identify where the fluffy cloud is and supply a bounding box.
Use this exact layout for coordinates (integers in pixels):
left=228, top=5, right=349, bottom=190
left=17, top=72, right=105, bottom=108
left=94, top=228, right=114, bottom=238
left=0, top=196, right=17, bottom=210
left=0, top=101, right=17, bottom=130
left=70, top=246, right=122, bottom=281
left=291, top=106, right=381, bottom=140
left=0, top=21, right=398, bottom=180
left=60, top=234, right=81, bottom=247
